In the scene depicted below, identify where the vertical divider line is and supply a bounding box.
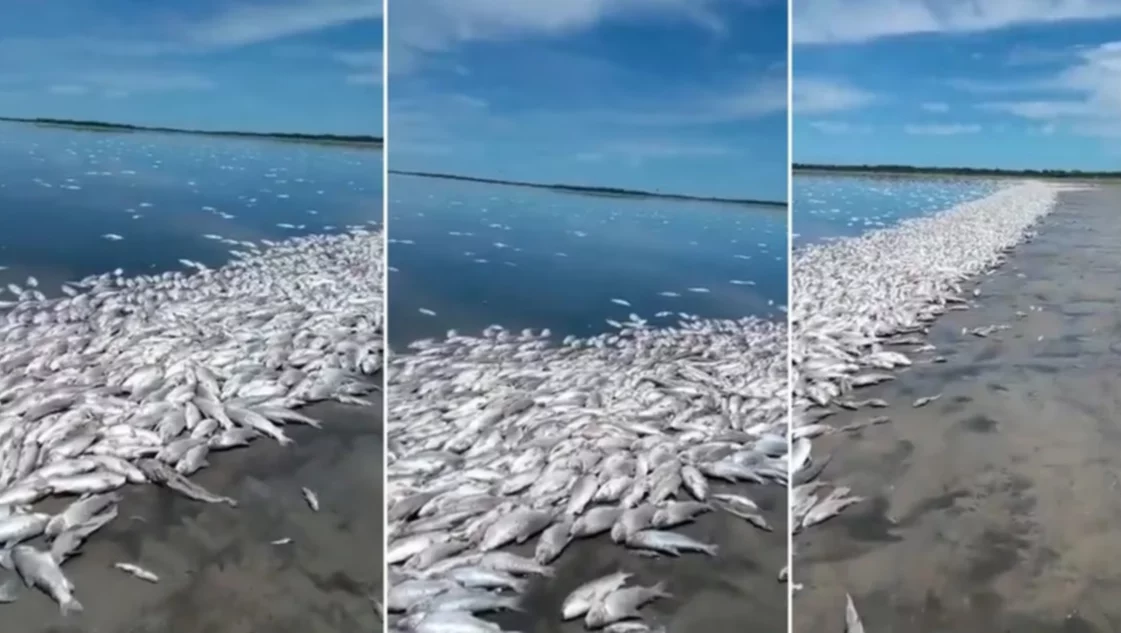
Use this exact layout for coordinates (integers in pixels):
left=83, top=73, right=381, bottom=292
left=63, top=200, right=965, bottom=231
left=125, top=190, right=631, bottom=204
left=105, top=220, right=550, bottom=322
left=380, top=0, right=390, bottom=627
left=785, top=0, right=795, bottom=630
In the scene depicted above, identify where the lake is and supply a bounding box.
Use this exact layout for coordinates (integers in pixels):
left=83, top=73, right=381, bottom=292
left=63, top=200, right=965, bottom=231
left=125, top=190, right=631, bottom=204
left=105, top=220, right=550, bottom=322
left=387, top=174, right=787, bottom=346
left=0, top=122, right=381, bottom=294
left=793, top=174, right=1001, bottom=246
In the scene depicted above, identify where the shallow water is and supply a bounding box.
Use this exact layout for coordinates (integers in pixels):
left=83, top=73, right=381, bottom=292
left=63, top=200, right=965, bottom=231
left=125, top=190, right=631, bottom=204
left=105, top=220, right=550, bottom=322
left=793, top=186, right=1121, bottom=632
left=793, top=175, right=1000, bottom=246
left=0, top=122, right=381, bottom=290
left=387, top=174, right=787, bottom=346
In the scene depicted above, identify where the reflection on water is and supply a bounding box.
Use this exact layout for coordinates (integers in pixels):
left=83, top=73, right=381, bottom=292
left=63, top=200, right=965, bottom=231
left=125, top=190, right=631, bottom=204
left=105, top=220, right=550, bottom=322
left=793, top=175, right=1001, bottom=245
left=0, top=122, right=381, bottom=291
left=387, top=174, right=787, bottom=346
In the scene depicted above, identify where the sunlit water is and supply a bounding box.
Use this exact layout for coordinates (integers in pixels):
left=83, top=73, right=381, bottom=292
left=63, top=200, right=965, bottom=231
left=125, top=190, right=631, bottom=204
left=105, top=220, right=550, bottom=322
left=388, top=174, right=787, bottom=346
left=0, top=122, right=381, bottom=293
left=793, top=175, right=1001, bottom=247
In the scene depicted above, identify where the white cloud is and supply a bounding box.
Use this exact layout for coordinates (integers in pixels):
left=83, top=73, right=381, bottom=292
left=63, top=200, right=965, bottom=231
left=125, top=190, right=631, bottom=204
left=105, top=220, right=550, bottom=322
left=48, top=84, right=87, bottom=96
left=920, top=101, right=948, bottom=112
left=583, top=140, right=734, bottom=166
left=808, top=120, right=872, bottom=134
left=904, top=123, right=981, bottom=135
left=391, top=0, right=758, bottom=73
left=977, top=42, right=1121, bottom=136
left=625, top=76, right=787, bottom=124
left=186, top=0, right=381, bottom=48
left=795, top=0, right=1121, bottom=45
left=794, top=78, right=875, bottom=113
left=334, top=48, right=383, bottom=86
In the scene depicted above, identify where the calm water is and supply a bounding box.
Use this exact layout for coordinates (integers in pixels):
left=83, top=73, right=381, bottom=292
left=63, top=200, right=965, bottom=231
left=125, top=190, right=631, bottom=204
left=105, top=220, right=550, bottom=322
left=793, top=175, right=1001, bottom=246
left=0, top=122, right=381, bottom=293
left=388, top=175, right=787, bottom=346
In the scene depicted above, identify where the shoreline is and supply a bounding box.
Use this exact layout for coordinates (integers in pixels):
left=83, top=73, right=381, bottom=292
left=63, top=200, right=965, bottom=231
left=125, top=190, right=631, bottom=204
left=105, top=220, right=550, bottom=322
left=790, top=184, right=1121, bottom=630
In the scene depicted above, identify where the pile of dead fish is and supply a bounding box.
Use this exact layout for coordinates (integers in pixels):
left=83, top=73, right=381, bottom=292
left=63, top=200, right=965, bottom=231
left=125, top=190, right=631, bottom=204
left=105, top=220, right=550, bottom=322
left=0, top=227, right=383, bottom=612
left=787, top=183, right=1063, bottom=599
left=385, top=313, right=788, bottom=632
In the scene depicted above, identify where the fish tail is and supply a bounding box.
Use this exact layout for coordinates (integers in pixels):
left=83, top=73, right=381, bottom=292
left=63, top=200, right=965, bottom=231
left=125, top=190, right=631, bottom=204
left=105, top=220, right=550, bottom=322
left=60, top=595, right=83, bottom=616
left=651, top=581, right=673, bottom=598
left=703, top=543, right=719, bottom=556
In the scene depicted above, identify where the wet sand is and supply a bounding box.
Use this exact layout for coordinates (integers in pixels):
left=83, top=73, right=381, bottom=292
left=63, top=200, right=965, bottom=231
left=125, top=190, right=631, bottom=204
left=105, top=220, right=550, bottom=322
left=2, top=385, right=383, bottom=633
left=794, top=186, right=1121, bottom=631
left=480, top=481, right=787, bottom=633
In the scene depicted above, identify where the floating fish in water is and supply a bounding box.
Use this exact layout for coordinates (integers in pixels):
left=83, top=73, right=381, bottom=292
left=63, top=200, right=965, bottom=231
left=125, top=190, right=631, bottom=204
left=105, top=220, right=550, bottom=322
left=418, top=308, right=437, bottom=316
left=102, top=233, right=124, bottom=241
left=610, top=298, right=631, bottom=307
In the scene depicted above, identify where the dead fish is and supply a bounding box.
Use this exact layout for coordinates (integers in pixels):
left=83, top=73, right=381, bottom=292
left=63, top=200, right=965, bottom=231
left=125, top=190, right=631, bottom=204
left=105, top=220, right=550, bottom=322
left=585, top=581, right=671, bottom=628
left=11, top=545, right=82, bottom=615
left=561, top=570, right=631, bottom=620
left=845, top=592, right=865, bottom=633
left=271, top=537, right=293, bottom=545
left=301, top=487, right=320, bottom=512
left=625, top=529, right=718, bottom=556
left=113, top=562, right=159, bottom=583
left=912, top=394, right=942, bottom=408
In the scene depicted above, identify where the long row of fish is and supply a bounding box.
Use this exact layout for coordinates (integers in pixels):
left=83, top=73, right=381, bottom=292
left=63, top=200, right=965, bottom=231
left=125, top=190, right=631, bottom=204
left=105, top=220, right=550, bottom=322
left=386, top=311, right=788, bottom=632
left=788, top=182, right=1066, bottom=620
left=0, top=227, right=384, bottom=615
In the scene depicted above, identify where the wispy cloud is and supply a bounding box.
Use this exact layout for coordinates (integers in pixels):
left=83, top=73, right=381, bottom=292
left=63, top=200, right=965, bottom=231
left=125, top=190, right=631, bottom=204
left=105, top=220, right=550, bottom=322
left=391, top=0, right=762, bottom=73
left=920, top=101, right=948, bottom=112
left=334, top=49, right=383, bottom=86
left=904, top=122, right=981, bottom=135
left=795, top=0, right=1121, bottom=45
left=186, top=0, right=381, bottom=48
left=794, top=77, right=875, bottom=113
left=576, top=140, right=734, bottom=166
left=976, top=42, right=1121, bottom=136
left=808, top=120, right=872, bottom=134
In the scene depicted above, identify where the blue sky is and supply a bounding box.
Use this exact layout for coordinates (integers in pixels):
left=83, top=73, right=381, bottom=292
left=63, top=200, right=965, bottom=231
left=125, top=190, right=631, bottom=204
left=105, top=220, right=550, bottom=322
left=389, top=0, right=788, bottom=201
left=795, top=0, right=1121, bottom=171
left=0, top=0, right=381, bottom=136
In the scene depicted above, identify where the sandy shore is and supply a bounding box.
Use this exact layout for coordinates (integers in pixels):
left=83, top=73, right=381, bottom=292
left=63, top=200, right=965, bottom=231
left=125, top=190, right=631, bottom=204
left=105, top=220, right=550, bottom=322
left=475, top=481, right=787, bottom=633
left=793, top=186, right=1121, bottom=631
left=1, top=385, right=383, bottom=633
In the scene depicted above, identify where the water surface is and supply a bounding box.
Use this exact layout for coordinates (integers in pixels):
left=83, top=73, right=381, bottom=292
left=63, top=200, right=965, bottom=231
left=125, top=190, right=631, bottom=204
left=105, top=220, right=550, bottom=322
left=388, top=174, right=787, bottom=346
left=793, top=175, right=1000, bottom=246
left=0, top=122, right=381, bottom=292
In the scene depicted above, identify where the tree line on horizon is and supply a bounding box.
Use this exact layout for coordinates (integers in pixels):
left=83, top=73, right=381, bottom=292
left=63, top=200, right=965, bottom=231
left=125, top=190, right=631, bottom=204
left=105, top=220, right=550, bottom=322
left=0, top=116, right=382, bottom=144
left=794, top=162, right=1121, bottom=178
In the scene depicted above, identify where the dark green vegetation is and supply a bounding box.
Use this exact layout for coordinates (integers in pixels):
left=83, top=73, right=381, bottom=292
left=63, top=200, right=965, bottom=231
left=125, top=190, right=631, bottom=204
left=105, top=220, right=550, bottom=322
left=389, top=170, right=786, bottom=208
left=0, top=116, right=383, bottom=148
left=795, top=163, right=1121, bottom=179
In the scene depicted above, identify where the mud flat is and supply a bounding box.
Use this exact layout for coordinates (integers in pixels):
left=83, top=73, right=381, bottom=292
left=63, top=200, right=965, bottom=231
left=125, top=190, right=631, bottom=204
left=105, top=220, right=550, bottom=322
left=483, top=481, right=787, bottom=633
left=793, top=186, right=1121, bottom=631
left=1, top=394, right=383, bottom=633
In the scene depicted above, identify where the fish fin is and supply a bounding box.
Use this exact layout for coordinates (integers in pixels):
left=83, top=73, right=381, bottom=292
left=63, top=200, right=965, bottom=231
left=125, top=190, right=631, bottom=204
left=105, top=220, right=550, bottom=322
left=650, top=581, right=672, bottom=599
left=703, top=544, right=719, bottom=556
left=60, top=595, right=84, bottom=616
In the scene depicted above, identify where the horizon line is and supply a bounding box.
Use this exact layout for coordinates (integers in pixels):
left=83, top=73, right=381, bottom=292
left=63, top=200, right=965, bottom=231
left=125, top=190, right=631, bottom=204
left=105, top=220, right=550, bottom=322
left=389, top=169, right=787, bottom=208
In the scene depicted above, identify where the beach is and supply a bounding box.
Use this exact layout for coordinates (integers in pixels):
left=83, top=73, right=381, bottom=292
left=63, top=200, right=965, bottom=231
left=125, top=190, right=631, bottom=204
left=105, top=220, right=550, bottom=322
left=1, top=390, right=383, bottom=633
left=793, top=185, right=1121, bottom=631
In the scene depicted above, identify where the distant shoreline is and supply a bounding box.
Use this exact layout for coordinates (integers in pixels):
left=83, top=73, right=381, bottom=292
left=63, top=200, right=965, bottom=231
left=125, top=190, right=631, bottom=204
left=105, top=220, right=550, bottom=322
left=794, top=163, right=1121, bottom=180
left=389, top=170, right=787, bottom=208
left=0, top=116, right=383, bottom=149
